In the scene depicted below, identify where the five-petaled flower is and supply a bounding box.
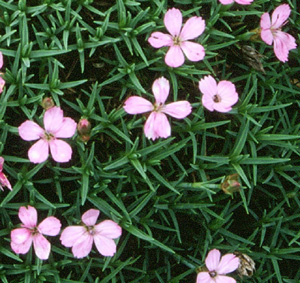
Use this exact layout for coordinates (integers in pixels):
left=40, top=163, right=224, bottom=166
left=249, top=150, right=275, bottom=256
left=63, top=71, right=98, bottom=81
left=148, top=8, right=205, bottom=68
left=196, top=249, right=240, bottom=283
left=260, top=4, right=297, bottom=62
left=10, top=205, right=61, bottom=260
left=60, top=209, right=122, bottom=258
left=219, top=0, right=253, bottom=5
left=199, top=75, right=238, bottom=113
left=18, top=106, right=77, bottom=163
left=0, top=157, right=12, bottom=191
left=124, top=77, right=192, bottom=140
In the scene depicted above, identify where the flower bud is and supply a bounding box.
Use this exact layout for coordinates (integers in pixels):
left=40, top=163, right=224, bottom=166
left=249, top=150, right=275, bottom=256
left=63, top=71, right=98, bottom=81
left=77, top=118, right=91, bottom=142
left=0, top=77, right=5, bottom=93
left=41, top=97, right=55, bottom=110
left=221, top=173, right=241, bottom=195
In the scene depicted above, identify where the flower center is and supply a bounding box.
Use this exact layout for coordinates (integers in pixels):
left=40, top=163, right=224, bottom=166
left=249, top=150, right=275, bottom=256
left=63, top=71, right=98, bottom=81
left=43, top=131, right=54, bottom=141
left=209, top=271, right=217, bottom=278
left=153, top=102, right=164, bottom=112
left=86, top=225, right=96, bottom=235
left=173, top=36, right=181, bottom=46
left=213, top=94, right=221, bottom=103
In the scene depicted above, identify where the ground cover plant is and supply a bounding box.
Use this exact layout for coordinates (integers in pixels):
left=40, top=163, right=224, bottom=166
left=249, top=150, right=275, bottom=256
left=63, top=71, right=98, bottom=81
left=0, top=0, right=299, bottom=282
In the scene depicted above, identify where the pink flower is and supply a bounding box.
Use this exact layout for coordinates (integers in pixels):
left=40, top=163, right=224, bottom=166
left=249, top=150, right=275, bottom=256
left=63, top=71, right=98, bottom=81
left=18, top=106, right=77, bottom=163
left=148, top=8, right=205, bottom=68
left=124, top=77, right=192, bottom=140
left=10, top=205, right=61, bottom=260
left=219, top=0, right=253, bottom=5
left=60, top=209, right=122, bottom=258
left=196, top=249, right=240, bottom=283
left=260, top=4, right=297, bottom=62
left=199, top=75, right=238, bottom=113
left=0, top=157, right=12, bottom=191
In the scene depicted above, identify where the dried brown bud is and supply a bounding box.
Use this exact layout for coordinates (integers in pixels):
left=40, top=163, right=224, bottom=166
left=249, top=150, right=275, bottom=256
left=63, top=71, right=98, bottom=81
left=234, top=252, right=255, bottom=277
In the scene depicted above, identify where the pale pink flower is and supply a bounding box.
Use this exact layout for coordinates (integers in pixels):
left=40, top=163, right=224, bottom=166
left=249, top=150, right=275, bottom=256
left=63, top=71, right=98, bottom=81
left=0, top=157, right=12, bottom=191
left=11, top=205, right=61, bottom=260
left=196, top=249, right=240, bottom=283
left=148, top=8, right=205, bottom=68
left=124, top=77, right=192, bottom=140
left=199, top=76, right=238, bottom=113
left=60, top=209, right=122, bottom=258
left=219, top=0, right=253, bottom=5
left=260, top=4, right=297, bottom=62
left=18, top=106, right=77, bottom=163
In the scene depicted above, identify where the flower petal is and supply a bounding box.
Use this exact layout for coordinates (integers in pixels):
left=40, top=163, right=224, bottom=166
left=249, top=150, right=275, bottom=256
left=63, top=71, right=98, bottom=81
left=202, top=95, right=215, bottom=112
left=95, top=220, right=122, bottom=239
left=0, top=172, right=12, bottom=191
left=82, top=209, right=100, bottom=226
left=260, top=12, right=271, bottom=30
left=43, top=106, right=64, bottom=134
left=163, top=101, right=192, bottom=119
left=219, top=0, right=234, bottom=4
left=38, top=216, right=61, bottom=236
left=11, top=228, right=32, bottom=245
left=33, top=233, right=51, bottom=260
left=94, top=235, right=117, bottom=257
left=165, top=46, right=185, bottom=68
left=28, top=139, right=49, bottom=164
left=148, top=32, right=173, bottom=48
left=180, top=41, right=205, bottom=62
left=199, top=76, right=218, bottom=97
left=152, top=77, right=170, bottom=105
left=49, top=139, right=72, bottom=163
left=54, top=117, right=77, bottom=138
left=18, top=121, right=44, bottom=141
left=144, top=112, right=171, bottom=140
left=215, top=275, right=237, bottom=283
left=260, top=29, right=273, bottom=45
left=0, top=157, right=3, bottom=171
left=19, top=206, right=37, bottom=228
left=164, top=8, right=182, bottom=37
left=271, top=4, right=291, bottom=29
left=196, top=272, right=213, bottom=283
left=217, top=253, right=240, bottom=274
left=0, top=52, right=3, bottom=69
left=180, top=16, right=205, bottom=41
left=273, top=31, right=296, bottom=62
left=60, top=226, right=87, bottom=247
left=213, top=103, right=233, bottom=113
left=72, top=233, right=94, bottom=258
left=206, top=249, right=221, bottom=271
left=235, top=0, right=253, bottom=4
left=123, top=96, right=153, bottom=114
left=11, top=234, right=33, bottom=255
left=217, top=81, right=238, bottom=106
left=0, top=77, right=5, bottom=93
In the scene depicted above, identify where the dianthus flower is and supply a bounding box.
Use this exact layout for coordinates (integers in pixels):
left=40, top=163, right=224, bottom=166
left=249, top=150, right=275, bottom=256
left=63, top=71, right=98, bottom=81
left=148, top=8, right=205, bottom=68
left=124, top=77, right=192, bottom=140
left=260, top=4, right=297, bottom=62
left=199, top=76, right=238, bottom=113
left=219, top=0, right=253, bottom=5
left=18, top=106, right=77, bottom=163
left=60, top=209, right=122, bottom=258
left=0, top=157, right=12, bottom=191
left=11, top=206, right=61, bottom=260
left=196, top=249, right=240, bottom=283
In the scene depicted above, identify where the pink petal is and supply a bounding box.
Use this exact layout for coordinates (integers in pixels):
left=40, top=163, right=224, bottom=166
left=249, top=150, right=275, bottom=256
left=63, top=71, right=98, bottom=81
left=165, top=46, right=185, bottom=68
left=164, top=8, right=182, bottom=37
left=217, top=253, right=240, bottom=274
left=202, top=95, right=215, bottom=111
left=123, top=96, right=153, bottom=114
left=205, top=249, right=221, bottom=271
left=94, top=235, right=117, bottom=257
left=82, top=209, right=100, bottom=226
left=148, top=32, right=173, bottom=48
left=213, top=103, right=233, bottom=113
left=11, top=234, right=33, bottom=255
left=38, top=216, right=61, bottom=236
left=180, top=16, right=205, bottom=41
left=163, top=101, right=192, bottom=119
left=152, top=77, right=170, bottom=105
left=19, top=205, right=37, bottom=228
left=54, top=117, right=77, bottom=138
left=49, top=139, right=72, bottom=163
left=235, top=0, right=253, bottom=4
left=60, top=226, right=87, bottom=247
left=260, top=12, right=271, bottom=30
left=199, top=76, right=218, bottom=97
left=11, top=228, right=32, bottom=244
left=33, top=233, right=51, bottom=260
left=271, top=4, right=291, bottom=29
left=217, top=81, right=238, bottom=106
left=0, top=172, right=12, bottom=191
left=260, top=29, right=273, bottom=45
left=219, top=0, right=234, bottom=4
left=273, top=32, right=297, bottom=62
left=215, top=275, right=237, bottom=283
left=196, top=272, right=214, bottom=283
left=180, top=41, right=205, bottom=62
left=28, top=139, right=49, bottom=164
left=144, top=112, right=171, bottom=140
left=43, top=106, right=64, bottom=134
left=0, top=77, right=5, bottom=93
left=0, top=157, right=3, bottom=171
left=95, top=220, right=122, bottom=239
left=18, top=121, right=44, bottom=141
left=72, top=233, right=94, bottom=258
left=0, top=52, right=3, bottom=69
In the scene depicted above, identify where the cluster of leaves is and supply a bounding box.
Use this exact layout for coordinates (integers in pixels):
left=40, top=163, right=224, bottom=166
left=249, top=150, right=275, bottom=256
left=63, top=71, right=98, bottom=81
left=0, top=0, right=300, bottom=282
